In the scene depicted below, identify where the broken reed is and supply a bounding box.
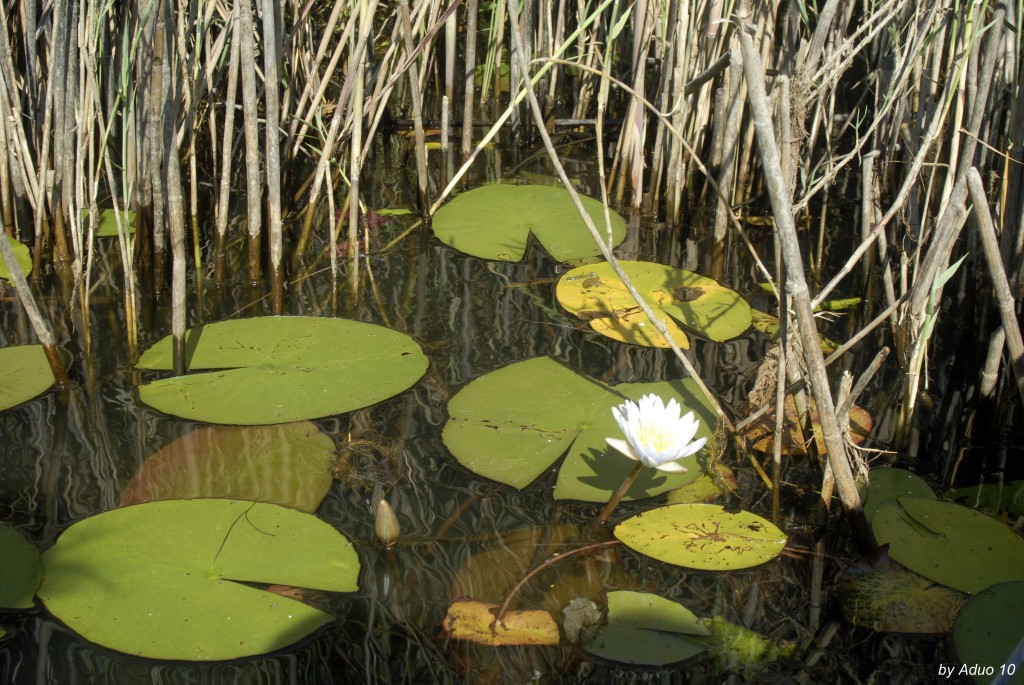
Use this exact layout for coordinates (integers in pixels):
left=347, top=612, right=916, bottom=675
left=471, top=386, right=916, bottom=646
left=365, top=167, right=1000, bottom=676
left=0, top=0, right=1021, bottom=463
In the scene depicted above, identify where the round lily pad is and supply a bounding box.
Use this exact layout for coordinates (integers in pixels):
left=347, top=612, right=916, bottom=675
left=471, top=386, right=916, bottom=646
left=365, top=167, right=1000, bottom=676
left=137, top=316, right=427, bottom=424
left=121, top=421, right=336, bottom=512
left=431, top=184, right=626, bottom=262
left=0, top=523, right=42, bottom=609
left=863, top=468, right=936, bottom=522
left=0, top=235, right=32, bottom=282
left=38, top=499, right=360, bottom=660
left=953, top=581, right=1024, bottom=684
left=556, top=261, right=752, bottom=348
left=871, top=497, right=1024, bottom=594
left=442, top=357, right=716, bottom=502
left=585, top=591, right=708, bottom=666
left=0, top=345, right=56, bottom=412
left=614, top=504, right=787, bottom=570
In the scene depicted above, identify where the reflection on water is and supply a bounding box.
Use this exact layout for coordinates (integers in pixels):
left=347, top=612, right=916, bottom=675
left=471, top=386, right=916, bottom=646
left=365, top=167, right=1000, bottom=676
left=0, top=145, right=930, bottom=684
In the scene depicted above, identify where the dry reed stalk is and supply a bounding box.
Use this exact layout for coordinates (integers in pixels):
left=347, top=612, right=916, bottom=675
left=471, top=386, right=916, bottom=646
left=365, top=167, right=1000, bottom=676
left=461, top=0, right=479, bottom=162
left=261, top=0, right=284, bottom=313
left=237, top=0, right=262, bottom=284
left=737, top=8, right=864, bottom=532
left=347, top=0, right=371, bottom=305
left=214, top=3, right=240, bottom=286
left=400, top=0, right=430, bottom=213
left=0, top=231, right=70, bottom=388
left=967, top=168, right=1024, bottom=407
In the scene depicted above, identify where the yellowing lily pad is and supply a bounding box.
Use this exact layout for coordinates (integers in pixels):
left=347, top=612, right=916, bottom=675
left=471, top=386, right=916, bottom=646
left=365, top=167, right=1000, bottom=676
left=585, top=591, right=707, bottom=666
left=442, top=357, right=716, bottom=502
left=38, top=499, right=360, bottom=660
left=137, top=316, right=427, bottom=425
left=0, top=235, right=32, bottom=282
left=614, top=504, right=787, bottom=570
left=0, top=345, right=56, bottom=411
left=837, top=546, right=968, bottom=633
left=431, top=184, right=626, bottom=262
left=0, top=523, right=42, bottom=609
left=740, top=394, right=873, bottom=455
left=871, top=497, right=1024, bottom=594
left=120, top=421, right=336, bottom=512
left=556, top=261, right=751, bottom=347
left=442, top=599, right=559, bottom=646
left=953, top=581, right=1024, bottom=685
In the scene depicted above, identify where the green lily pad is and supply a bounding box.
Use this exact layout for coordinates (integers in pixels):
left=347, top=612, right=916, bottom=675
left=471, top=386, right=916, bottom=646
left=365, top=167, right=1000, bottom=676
left=120, top=421, right=336, bottom=512
left=431, top=184, right=626, bottom=262
left=953, top=581, right=1024, bottom=685
left=83, top=207, right=136, bottom=237
left=38, top=499, right=359, bottom=660
left=0, top=345, right=56, bottom=411
left=837, top=546, right=968, bottom=633
left=556, top=261, right=752, bottom=348
left=584, top=591, right=708, bottom=666
left=0, top=523, right=42, bottom=609
left=442, top=357, right=716, bottom=502
left=864, top=468, right=936, bottom=522
left=614, top=504, right=787, bottom=570
left=0, top=235, right=32, bottom=282
left=137, top=317, right=427, bottom=425
left=871, top=497, right=1024, bottom=594
left=948, top=480, right=1024, bottom=519
left=750, top=309, right=838, bottom=354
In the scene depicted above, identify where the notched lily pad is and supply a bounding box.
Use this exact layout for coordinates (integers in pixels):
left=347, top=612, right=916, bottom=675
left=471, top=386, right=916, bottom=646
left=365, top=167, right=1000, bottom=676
left=556, top=261, right=751, bottom=348
left=863, top=468, right=936, bottom=522
left=585, top=591, right=707, bottom=666
left=137, top=316, right=427, bottom=425
left=614, top=504, right=787, bottom=570
left=870, top=497, right=1024, bottom=594
left=431, top=184, right=626, bottom=262
left=121, top=421, right=336, bottom=512
left=442, top=357, right=716, bottom=502
left=0, top=345, right=56, bottom=412
left=38, top=499, right=360, bottom=660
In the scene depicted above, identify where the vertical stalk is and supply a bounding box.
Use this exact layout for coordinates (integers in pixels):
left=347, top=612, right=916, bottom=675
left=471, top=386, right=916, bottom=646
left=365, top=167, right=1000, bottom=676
left=400, top=0, right=430, bottom=214
left=215, top=3, right=240, bottom=286
left=261, top=0, right=284, bottom=313
left=238, top=0, right=263, bottom=285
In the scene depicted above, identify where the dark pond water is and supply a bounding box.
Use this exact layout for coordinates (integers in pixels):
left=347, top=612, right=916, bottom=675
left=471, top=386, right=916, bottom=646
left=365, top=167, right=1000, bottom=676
left=0, top=141, right=961, bottom=683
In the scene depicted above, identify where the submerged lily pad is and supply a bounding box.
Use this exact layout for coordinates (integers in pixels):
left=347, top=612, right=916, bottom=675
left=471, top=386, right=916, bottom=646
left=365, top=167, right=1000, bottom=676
left=953, top=581, right=1024, bottom=685
left=38, top=499, right=359, bottom=660
left=556, top=261, right=751, bottom=348
left=948, top=480, right=1024, bottom=519
left=585, top=591, right=708, bottom=666
left=431, top=184, right=626, bottom=262
left=0, top=236, right=32, bottom=282
left=442, top=357, right=716, bottom=502
left=0, top=523, right=42, bottom=609
left=837, top=546, right=968, bottom=633
left=120, top=422, right=336, bottom=512
left=137, top=317, right=427, bottom=425
left=871, top=497, right=1024, bottom=594
left=0, top=345, right=55, bottom=412
left=614, top=504, right=787, bottom=570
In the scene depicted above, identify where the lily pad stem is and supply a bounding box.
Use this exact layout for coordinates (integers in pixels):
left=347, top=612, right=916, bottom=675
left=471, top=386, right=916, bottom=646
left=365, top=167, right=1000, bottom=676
left=596, top=462, right=644, bottom=527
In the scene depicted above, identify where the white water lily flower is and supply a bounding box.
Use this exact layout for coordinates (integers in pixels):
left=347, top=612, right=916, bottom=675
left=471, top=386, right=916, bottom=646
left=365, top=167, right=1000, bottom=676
left=605, top=394, right=707, bottom=473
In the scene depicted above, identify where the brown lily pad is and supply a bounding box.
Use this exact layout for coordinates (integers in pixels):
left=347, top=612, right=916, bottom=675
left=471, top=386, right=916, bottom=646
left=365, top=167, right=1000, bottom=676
left=442, top=599, right=559, bottom=646
left=740, top=395, right=873, bottom=455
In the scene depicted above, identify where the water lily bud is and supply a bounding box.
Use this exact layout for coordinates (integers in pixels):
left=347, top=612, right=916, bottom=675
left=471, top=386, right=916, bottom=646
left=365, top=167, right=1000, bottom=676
left=374, top=499, right=400, bottom=548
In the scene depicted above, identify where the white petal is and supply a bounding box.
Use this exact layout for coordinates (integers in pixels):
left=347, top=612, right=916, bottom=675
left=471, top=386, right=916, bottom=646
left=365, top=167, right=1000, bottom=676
left=654, top=460, right=688, bottom=473
left=605, top=437, right=639, bottom=461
